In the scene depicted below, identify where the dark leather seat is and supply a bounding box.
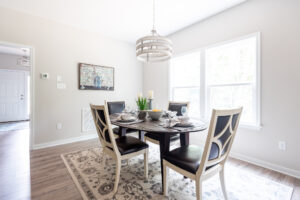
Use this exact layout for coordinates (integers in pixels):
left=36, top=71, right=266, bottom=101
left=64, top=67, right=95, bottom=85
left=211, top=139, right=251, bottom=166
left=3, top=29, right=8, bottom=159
left=144, top=132, right=180, bottom=142
left=112, top=127, right=137, bottom=135
left=164, top=145, right=203, bottom=174
left=115, top=136, right=149, bottom=155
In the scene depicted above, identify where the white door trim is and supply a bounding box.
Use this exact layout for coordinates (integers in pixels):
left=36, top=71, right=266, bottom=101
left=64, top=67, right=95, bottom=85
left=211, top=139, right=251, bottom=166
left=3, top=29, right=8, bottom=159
left=0, top=41, right=35, bottom=149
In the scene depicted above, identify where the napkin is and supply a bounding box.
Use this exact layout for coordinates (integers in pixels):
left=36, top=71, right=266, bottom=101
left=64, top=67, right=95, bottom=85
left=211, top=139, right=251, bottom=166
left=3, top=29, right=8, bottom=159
left=116, top=114, right=136, bottom=121
left=178, top=116, right=190, bottom=122
left=163, top=118, right=180, bottom=128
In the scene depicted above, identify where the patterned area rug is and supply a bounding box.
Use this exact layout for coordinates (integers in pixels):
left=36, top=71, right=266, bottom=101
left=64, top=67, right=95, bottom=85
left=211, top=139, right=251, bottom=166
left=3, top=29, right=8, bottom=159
left=61, top=145, right=293, bottom=200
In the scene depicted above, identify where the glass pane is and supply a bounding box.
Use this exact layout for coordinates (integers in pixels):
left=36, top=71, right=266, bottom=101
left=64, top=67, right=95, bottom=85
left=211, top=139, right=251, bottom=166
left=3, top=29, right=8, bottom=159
left=173, top=87, right=200, bottom=119
left=206, top=36, right=256, bottom=85
left=208, top=85, right=254, bottom=124
left=170, top=52, right=200, bottom=87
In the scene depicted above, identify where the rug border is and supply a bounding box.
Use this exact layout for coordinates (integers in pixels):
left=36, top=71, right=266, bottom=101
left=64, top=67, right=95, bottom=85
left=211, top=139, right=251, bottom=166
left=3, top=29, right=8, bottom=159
left=60, top=148, right=294, bottom=200
left=61, top=154, right=90, bottom=200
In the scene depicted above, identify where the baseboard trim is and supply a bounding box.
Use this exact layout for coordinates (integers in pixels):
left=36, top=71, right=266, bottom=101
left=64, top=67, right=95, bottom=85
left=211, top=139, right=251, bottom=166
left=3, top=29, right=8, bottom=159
left=32, top=134, right=98, bottom=150
left=230, top=152, right=300, bottom=179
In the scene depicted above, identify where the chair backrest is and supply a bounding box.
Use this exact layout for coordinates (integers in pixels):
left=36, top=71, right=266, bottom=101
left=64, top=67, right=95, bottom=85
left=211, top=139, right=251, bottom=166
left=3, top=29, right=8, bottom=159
left=168, top=101, right=190, bottom=116
left=90, top=104, right=120, bottom=155
left=107, top=101, right=125, bottom=115
left=198, top=107, right=242, bottom=174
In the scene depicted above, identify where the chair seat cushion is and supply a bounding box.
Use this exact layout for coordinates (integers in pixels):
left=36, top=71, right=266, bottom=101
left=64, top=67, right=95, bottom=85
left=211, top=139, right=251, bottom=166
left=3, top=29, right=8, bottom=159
left=164, top=145, right=203, bottom=174
left=144, top=132, right=180, bottom=142
left=112, top=127, right=137, bottom=135
left=116, top=136, right=148, bottom=155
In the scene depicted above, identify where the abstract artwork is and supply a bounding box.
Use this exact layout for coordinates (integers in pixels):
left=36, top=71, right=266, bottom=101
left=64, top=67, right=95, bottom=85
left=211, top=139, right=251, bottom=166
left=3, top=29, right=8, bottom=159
left=79, top=63, right=114, bottom=91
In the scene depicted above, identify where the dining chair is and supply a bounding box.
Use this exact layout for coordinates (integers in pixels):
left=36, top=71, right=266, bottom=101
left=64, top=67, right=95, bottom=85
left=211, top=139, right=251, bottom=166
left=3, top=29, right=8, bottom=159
left=90, top=104, right=149, bottom=194
left=106, top=101, right=138, bottom=136
left=144, top=101, right=190, bottom=145
left=163, top=107, right=242, bottom=200
left=168, top=101, right=190, bottom=116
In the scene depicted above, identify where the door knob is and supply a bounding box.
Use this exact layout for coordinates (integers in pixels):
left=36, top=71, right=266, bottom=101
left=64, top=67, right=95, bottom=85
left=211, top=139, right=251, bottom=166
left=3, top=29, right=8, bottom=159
left=20, top=94, right=24, bottom=100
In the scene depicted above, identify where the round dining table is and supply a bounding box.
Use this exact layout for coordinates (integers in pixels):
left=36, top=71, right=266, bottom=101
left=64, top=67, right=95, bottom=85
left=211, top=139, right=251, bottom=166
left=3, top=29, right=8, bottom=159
left=110, top=116, right=207, bottom=190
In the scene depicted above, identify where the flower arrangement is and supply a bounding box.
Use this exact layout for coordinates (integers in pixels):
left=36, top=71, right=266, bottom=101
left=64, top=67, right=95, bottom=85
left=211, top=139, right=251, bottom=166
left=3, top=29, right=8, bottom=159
left=136, top=97, right=148, bottom=110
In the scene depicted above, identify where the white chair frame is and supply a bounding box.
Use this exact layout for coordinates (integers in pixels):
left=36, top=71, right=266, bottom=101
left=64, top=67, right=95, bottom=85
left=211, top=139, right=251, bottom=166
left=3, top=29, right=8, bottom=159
left=90, top=103, right=149, bottom=194
left=144, top=101, right=190, bottom=145
left=163, top=107, right=242, bottom=200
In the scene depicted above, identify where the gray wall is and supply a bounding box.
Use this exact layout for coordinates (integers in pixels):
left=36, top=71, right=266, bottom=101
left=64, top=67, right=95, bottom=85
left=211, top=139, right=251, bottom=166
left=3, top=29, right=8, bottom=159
left=143, top=0, right=300, bottom=176
left=0, top=6, right=143, bottom=147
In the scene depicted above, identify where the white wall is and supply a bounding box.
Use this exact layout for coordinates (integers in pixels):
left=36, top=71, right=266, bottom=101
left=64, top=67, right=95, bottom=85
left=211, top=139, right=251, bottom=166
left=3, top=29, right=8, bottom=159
left=143, top=61, right=170, bottom=110
left=0, top=6, right=143, bottom=147
left=143, top=0, right=300, bottom=176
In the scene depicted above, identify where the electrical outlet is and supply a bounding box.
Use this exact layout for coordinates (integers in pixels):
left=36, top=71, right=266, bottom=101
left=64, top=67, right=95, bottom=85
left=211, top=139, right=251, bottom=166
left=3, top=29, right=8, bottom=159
left=56, top=123, right=63, bottom=130
left=278, top=141, right=286, bottom=151
left=57, top=75, right=62, bottom=82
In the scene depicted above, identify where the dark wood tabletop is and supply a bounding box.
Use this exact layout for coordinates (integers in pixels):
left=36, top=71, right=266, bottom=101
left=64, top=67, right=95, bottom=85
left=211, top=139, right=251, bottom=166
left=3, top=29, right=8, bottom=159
left=110, top=115, right=207, bottom=191
left=110, top=116, right=207, bottom=134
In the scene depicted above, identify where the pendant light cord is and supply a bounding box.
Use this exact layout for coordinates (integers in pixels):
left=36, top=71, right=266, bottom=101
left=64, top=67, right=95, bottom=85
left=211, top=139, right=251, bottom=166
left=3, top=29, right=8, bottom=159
left=152, top=0, right=155, bottom=31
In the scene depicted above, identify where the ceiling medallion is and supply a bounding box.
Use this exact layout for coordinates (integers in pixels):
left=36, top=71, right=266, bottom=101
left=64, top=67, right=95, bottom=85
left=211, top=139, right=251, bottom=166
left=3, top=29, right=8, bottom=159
left=136, top=0, right=173, bottom=63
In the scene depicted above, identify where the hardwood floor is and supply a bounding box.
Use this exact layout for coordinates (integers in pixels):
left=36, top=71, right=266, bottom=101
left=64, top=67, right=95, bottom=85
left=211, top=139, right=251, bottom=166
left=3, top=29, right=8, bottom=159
left=0, top=129, right=299, bottom=200
left=0, top=129, right=30, bottom=200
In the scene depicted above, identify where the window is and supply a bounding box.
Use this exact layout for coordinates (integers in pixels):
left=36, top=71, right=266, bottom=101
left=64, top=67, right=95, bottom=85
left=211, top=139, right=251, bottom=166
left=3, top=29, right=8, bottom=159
left=170, top=52, right=200, bottom=119
left=169, top=33, right=260, bottom=127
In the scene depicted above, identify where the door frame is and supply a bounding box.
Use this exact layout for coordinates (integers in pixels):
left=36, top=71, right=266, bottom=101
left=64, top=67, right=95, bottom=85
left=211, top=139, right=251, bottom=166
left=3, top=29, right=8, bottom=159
left=0, top=41, right=35, bottom=149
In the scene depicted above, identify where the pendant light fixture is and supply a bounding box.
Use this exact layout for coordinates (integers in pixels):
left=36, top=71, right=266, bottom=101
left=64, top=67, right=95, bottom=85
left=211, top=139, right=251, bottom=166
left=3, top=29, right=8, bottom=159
left=136, top=0, right=173, bottom=63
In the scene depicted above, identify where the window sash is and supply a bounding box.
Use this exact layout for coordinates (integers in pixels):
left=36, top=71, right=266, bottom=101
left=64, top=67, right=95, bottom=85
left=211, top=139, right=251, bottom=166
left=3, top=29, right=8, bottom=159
left=171, top=86, right=200, bottom=99
left=169, top=32, right=261, bottom=129
left=171, top=86, right=201, bottom=119
left=205, top=83, right=256, bottom=124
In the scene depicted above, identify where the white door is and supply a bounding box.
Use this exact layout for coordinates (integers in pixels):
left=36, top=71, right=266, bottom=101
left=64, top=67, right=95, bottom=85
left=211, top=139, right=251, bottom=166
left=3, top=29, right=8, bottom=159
left=0, top=70, right=29, bottom=122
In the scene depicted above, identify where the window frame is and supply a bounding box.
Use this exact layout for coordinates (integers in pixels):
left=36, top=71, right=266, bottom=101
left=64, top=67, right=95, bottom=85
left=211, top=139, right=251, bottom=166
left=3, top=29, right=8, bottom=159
left=169, top=32, right=261, bottom=130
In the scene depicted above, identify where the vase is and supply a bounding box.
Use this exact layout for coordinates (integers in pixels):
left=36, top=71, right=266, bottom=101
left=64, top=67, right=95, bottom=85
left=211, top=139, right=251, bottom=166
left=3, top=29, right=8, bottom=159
left=138, top=110, right=147, bottom=120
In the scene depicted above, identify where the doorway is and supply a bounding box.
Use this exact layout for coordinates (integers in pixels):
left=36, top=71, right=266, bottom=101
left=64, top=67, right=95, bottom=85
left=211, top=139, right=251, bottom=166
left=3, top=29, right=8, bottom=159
left=0, top=43, right=33, bottom=199
left=0, top=44, right=32, bottom=132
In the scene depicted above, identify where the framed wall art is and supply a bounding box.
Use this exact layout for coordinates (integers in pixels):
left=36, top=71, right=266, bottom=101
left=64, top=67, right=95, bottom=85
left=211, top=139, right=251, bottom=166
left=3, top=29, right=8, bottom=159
left=79, top=63, right=114, bottom=91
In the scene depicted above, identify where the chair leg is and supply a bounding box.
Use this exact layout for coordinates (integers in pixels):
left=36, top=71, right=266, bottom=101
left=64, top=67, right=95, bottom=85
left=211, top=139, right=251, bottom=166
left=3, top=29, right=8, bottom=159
left=196, top=179, right=202, bottom=200
left=144, top=149, right=148, bottom=179
left=219, top=168, right=228, bottom=200
left=163, top=161, right=169, bottom=196
left=113, top=159, right=121, bottom=194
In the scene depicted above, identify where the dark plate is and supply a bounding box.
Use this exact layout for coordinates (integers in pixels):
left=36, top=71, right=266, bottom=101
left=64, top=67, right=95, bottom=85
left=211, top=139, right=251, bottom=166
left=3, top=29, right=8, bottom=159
left=175, top=122, right=194, bottom=127
left=117, top=119, right=136, bottom=123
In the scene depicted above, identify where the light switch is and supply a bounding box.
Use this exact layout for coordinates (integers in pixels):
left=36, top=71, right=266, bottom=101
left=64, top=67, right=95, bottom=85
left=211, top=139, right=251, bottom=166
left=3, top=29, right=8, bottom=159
left=57, top=83, right=66, bottom=89
left=278, top=141, right=286, bottom=151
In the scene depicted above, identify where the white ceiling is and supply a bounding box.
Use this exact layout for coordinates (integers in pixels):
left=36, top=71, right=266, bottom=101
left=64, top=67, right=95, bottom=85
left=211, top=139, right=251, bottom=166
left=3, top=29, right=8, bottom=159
left=0, top=0, right=246, bottom=43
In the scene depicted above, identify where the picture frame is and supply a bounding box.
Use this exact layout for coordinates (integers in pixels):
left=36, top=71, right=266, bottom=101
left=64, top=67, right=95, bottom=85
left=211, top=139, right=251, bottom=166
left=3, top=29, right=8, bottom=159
left=78, top=63, right=114, bottom=91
